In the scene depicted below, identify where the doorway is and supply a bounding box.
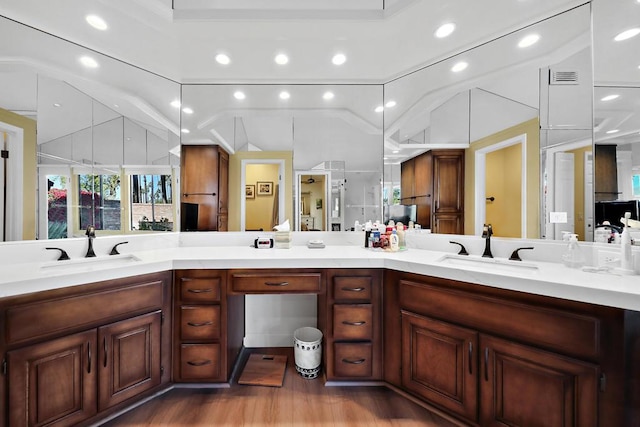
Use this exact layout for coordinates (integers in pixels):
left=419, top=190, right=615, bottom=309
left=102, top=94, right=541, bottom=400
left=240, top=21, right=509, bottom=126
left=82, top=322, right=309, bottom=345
left=295, top=171, right=330, bottom=231
left=240, top=159, right=285, bottom=232
left=0, top=122, right=24, bottom=242
left=475, top=134, right=527, bottom=237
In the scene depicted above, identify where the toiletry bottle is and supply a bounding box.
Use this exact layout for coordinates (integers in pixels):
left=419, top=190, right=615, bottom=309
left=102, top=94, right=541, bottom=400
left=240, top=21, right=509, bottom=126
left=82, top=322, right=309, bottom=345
left=562, top=233, right=585, bottom=268
left=390, top=229, right=399, bottom=252
left=396, top=223, right=406, bottom=250
left=620, top=212, right=634, bottom=273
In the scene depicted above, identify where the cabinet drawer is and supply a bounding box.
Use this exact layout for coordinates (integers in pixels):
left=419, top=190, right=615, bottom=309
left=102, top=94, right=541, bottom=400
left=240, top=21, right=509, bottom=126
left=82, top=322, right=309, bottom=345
left=334, top=343, right=373, bottom=377
left=180, top=306, right=220, bottom=341
left=178, top=277, right=221, bottom=303
left=333, top=305, right=373, bottom=340
left=230, top=271, right=322, bottom=294
left=179, top=344, right=221, bottom=380
left=333, top=276, right=372, bottom=301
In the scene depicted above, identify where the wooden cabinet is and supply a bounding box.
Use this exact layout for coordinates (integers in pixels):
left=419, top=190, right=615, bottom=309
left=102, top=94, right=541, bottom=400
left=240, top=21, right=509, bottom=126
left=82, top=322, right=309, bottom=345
left=180, top=145, right=229, bottom=231
left=384, top=270, right=631, bottom=426
left=322, top=269, right=383, bottom=381
left=400, top=149, right=463, bottom=233
left=2, top=272, right=171, bottom=427
left=173, top=270, right=244, bottom=382
left=230, top=270, right=322, bottom=294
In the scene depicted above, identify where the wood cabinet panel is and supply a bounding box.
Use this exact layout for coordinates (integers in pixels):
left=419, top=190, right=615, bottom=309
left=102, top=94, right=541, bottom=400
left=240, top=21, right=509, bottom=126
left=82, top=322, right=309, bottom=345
left=333, top=343, right=373, bottom=378
left=218, top=149, right=229, bottom=215
left=432, top=150, right=464, bottom=214
left=401, top=311, right=478, bottom=422
left=179, top=344, right=221, bottom=380
left=432, top=213, right=463, bottom=235
left=230, top=270, right=322, bottom=294
left=414, top=151, right=432, bottom=198
left=6, top=280, right=164, bottom=346
left=399, top=279, right=601, bottom=360
left=98, top=311, right=162, bottom=411
left=178, top=276, right=221, bottom=303
left=8, top=329, right=97, bottom=427
left=480, top=334, right=598, bottom=427
left=333, top=304, right=373, bottom=341
left=179, top=305, right=221, bottom=341
left=333, top=276, right=372, bottom=301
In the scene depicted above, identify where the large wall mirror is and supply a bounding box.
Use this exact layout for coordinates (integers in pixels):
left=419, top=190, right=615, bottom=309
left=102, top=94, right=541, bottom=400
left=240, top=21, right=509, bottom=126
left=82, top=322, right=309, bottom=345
left=180, top=84, right=383, bottom=232
left=0, top=15, right=180, bottom=241
left=383, top=3, right=592, bottom=240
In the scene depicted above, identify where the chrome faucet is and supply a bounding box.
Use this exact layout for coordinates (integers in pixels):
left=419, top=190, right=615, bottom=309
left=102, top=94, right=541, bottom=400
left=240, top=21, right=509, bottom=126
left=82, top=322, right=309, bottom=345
left=482, top=224, right=493, bottom=258
left=85, top=225, right=96, bottom=257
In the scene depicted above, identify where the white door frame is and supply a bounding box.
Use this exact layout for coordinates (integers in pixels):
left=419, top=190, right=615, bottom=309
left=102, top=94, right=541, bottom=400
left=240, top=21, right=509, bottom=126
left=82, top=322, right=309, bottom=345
left=0, top=121, right=24, bottom=241
left=474, top=133, right=527, bottom=237
left=240, top=159, right=285, bottom=232
left=38, top=166, right=73, bottom=240
left=295, top=170, right=331, bottom=231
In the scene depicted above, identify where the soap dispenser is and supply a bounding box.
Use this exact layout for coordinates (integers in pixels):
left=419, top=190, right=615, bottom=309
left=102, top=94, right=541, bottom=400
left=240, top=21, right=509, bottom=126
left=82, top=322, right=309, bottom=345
left=562, top=234, right=585, bottom=269
left=617, top=212, right=635, bottom=275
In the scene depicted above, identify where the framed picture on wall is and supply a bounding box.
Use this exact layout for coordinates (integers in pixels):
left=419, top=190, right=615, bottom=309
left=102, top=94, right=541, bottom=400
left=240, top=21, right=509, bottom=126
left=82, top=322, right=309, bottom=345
left=257, top=181, right=273, bottom=196
left=245, top=185, right=255, bottom=199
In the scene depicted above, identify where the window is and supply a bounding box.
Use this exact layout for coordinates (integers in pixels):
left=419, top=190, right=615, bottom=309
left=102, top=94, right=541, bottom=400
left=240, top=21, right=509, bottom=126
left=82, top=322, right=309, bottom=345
left=633, top=174, right=640, bottom=198
left=46, top=175, right=69, bottom=239
left=78, top=174, right=121, bottom=231
left=130, top=174, right=173, bottom=231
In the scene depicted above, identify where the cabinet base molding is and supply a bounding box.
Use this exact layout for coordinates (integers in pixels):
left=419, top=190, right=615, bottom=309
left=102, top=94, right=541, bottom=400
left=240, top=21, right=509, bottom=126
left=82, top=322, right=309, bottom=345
left=324, top=380, right=386, bottom=387
left=384, top=384, right=471, bottom=427
left=85, top=385, right=172, bottom=427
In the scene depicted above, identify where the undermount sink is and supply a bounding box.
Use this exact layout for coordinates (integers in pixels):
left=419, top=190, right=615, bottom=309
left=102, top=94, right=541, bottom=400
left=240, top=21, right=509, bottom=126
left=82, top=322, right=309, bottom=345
left=437, top=254, right=539, bottom=274
left=40, top=254, right=141, bottom=273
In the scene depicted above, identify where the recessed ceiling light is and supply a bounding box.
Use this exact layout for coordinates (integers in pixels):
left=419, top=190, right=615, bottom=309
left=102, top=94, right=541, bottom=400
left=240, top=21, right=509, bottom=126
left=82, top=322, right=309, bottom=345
left=385, top=100, right=397, bottom=108
left=86, top=14, right=108, bottom=31
left=234, top=91, right=246, bottom=100
left=601, top=94, right=619, bottom=101
left=392, top=150, right=399, bottom=154
left=113, top=104, right=119, bottom=108
left=518, top=34, right=540, bottom=48
left=79, top=56, right=99, bottom=68
left=181, top=129, right=190, bottom=134
left=606, top=129, right=620, bottom=134
left=182, top=107, right=193, bottom=114
left=279, top=91, right=290, bottom=100
left=614, top=28, right=640, bottom=41
left=374, top=106, right=384, bottom=113
left=53, top=103, right=61, bottom=107
left=332, top=53, right=347, bottom=66
left=323, top=91, right=335, bottom=100
left=435, top=23, right=455, bottom=38
left=170, top=100, right=181, bottom=108
left=215, top=54, right=231, bottom=65
left=275, top=54, right=289, bottom=65
left=451, top=61, right=468, bottom=72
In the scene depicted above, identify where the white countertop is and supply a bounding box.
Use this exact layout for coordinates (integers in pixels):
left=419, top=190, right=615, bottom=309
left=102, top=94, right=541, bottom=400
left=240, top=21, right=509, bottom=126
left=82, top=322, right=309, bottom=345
left=2, top=232, right=640, bottom=311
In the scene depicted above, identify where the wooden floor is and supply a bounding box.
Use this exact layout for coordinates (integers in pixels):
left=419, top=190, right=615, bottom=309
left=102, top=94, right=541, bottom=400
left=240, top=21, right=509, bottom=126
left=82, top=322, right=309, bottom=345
left=102, top=348, right=462, bottom=427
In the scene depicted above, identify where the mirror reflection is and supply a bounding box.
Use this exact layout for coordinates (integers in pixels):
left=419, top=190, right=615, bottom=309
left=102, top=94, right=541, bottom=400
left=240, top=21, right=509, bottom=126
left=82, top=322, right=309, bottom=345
left=383, top=4, right=591, bottom=239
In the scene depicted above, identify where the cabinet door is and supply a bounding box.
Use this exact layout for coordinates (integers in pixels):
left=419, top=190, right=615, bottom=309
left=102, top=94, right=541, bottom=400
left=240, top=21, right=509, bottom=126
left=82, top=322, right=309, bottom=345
left=432, top=150, right=464, bottom=214
left=414, top=151, right=432, bottom=198
left=400, top=158, right=415, bottom=201
left=480, top=334, right=598, bottom=427
left=181, top=145, right=220, bottom=231
left=218, top=148, right=229, bottom=215
left=402, top=311, right=478, bottom=422
left=8, top=329, right=97, bottom=427
left=432, top=213, right=463, bottom=234
left=98, top=311, right=162, bottom=411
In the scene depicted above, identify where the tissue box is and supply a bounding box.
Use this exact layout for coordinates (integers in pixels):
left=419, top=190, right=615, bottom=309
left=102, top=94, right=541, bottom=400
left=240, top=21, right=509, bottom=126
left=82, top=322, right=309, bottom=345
left=274, top=231, right=292, bottom=249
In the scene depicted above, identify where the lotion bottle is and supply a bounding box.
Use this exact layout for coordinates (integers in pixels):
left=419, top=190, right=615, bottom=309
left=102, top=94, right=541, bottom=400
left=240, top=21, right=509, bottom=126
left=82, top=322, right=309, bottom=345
left=390, top=229, right=399, bottom=252
left=562, top=234, right=585, bottom=269
left=618, top=212, right=635, bottom=274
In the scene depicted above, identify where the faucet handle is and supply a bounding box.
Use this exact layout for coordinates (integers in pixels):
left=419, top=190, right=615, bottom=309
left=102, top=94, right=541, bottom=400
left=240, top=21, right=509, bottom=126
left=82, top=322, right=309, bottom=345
left=509, top=247, right=534, bottom=261
left=110, top=242, right=129, bottom=255
left=85, top=225, right=96, bottom=237
left=46, top=247, right=70, bottom=261
left=482, top=224, right=493, bottom=237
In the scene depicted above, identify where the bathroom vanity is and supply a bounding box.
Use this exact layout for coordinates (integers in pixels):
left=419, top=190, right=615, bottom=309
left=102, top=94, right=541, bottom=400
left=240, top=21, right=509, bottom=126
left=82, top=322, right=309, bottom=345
left=0, top=236, right=638, bottom=426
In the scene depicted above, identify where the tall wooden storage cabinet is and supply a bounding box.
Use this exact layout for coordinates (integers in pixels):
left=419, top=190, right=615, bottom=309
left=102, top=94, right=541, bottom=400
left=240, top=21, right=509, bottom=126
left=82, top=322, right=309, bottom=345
left=180, top=145, right=229, bottom=231
left=400, top=149, right=464, bottom=234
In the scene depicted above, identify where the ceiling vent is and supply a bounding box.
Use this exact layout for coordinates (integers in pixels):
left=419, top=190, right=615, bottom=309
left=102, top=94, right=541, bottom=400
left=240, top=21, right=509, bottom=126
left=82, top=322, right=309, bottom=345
left=549, top=70, right=579, bottom=85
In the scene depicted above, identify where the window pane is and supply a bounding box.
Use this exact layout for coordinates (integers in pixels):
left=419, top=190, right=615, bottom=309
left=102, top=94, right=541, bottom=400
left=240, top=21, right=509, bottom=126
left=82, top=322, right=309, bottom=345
left=78, top=174, right=121, bottom=231
left=633, top=174, right=640, bottom=198
left=130, top=174, right=173, bottom=231
left=47, top=175, right=67, bottom=239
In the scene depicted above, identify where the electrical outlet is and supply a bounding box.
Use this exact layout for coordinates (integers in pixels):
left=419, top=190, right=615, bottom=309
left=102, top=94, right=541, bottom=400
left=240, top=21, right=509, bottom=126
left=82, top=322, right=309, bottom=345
left=597, top=249, right=620, bottom=267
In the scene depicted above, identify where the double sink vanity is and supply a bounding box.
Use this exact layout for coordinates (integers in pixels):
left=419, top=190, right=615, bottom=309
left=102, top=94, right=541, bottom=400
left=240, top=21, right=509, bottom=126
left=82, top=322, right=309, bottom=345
left=0, top=231, right=638, bottom=427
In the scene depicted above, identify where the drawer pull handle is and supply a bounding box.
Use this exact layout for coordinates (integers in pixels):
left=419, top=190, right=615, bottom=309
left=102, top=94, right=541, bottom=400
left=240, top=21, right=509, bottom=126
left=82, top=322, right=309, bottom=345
left=342, top=358, right=366, bottom=365
left=187, top=288, right=214, bottom=294
left=87, top=341, right=92, bottom=374
left=484, top=347, right=489, bottom=382
left=103, top=336, right=108, bottom=368
left=468, top=342, right=473, bottom=375
left=342, top=287, right=365, bottom=292
left=265, top=281, right=289, bottom=286
left=187, top=321, right=214, bottom=327
left=342, top=321, right=366, bottom=326
left=187, top=360, right=212, bottom=367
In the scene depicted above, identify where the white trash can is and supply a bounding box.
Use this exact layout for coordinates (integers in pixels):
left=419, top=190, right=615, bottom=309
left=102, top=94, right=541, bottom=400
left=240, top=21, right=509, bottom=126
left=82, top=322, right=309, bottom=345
left=293, top=327, right=323, bottom=379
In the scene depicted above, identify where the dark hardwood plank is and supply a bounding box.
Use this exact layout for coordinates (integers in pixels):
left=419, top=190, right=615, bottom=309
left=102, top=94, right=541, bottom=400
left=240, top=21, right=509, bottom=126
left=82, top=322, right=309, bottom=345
left=102, top=348, right=461, bottom=427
